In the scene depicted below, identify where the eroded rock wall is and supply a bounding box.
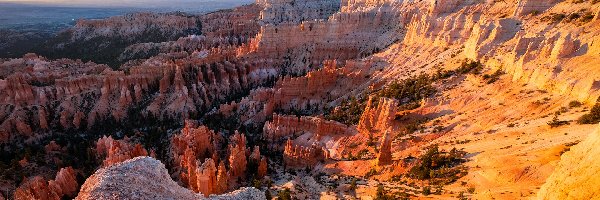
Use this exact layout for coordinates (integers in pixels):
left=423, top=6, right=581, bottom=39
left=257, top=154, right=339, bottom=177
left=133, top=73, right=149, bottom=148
left=263, top=114, right=354, bottom=145
left=216, top=60, right=373, bottom=126
left=0, top=52, right=279, bottom=143
left=283, top=139, right=329, bottom=168
left=66, top=12, right=201, bottom=42
left=536, top=125, right=600, bottom=200
left=258, top=0, right=341, bottom=25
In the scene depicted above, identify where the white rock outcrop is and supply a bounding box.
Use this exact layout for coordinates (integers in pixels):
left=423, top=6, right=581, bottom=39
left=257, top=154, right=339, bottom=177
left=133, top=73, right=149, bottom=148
left=76, top=157, right=265, bottom=200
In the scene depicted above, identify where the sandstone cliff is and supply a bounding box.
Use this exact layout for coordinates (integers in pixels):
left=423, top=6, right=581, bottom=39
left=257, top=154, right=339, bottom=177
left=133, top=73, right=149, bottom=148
left=228, top=132, right=248, bottom=180
left=536, top=125, right=600, bottom=200
left=397, top=0, right=600, bottom=103
left=3, top=0, right=600, bottom=199
left=171, top=121, right=220, bottom=170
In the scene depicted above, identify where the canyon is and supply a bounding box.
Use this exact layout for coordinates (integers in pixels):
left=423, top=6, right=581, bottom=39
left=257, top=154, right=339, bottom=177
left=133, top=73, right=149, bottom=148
left=1, top=0, right=600, bottom=199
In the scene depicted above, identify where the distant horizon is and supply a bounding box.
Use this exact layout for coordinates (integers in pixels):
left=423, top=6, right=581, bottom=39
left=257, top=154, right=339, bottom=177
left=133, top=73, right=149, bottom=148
left=0, top=0, right=254, bottom=8
left=0, top=0, right=254, bottom=31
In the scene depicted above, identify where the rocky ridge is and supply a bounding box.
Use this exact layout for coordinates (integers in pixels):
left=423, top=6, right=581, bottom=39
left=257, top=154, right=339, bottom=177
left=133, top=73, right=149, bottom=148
left=75, top=156, right=264, bottom=200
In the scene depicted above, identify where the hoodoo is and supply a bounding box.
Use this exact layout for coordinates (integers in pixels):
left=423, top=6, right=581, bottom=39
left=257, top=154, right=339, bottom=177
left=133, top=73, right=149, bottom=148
left=1, top=0, right=599, bottom=199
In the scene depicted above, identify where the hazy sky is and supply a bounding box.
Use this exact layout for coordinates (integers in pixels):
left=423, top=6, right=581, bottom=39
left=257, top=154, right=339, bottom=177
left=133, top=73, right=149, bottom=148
left=0, top=0, right=253, bottom=7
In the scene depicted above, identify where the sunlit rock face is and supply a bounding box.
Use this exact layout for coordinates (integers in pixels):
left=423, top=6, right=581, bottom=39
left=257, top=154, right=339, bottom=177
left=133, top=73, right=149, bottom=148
left=171, top=121, right=220, bottom=170
left=169, top=121, right=224, bottom=195
left=228, top=132, right=248, bottom=180
left=357, top=97, right=398, bottom=135
left=95, top=136, right=149, bottom=167
left=15, top=167, right=78, bottom=200
left=513, top=0, right=561, bottom=16
left=283, top=139, right=329, bottom=168
left=376, top=130, right=392, bottom=166
left=264, top=114, right=352, bottom=138
left=536, top=125, right=600, bottom=200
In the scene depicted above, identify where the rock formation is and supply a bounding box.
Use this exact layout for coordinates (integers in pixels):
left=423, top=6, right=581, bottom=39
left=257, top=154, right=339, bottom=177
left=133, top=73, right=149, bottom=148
left=216, top=60, right=373, bottom=126
left=0, top=0, right=408, bottom=145
left=170, top=121, right=228, bottom=196
left=190, top=158, right=229, bottom=197
left=195, top=158, right=220, bottom=197
left=376, top=130, right=392, bottom=166
left=257, top=157, right=268, bottom=178
left=200, top=4, right=261, bottom=38
left=171, top=125, right=265, bottom=195
left=14, top=167, right=78, bottom=200
left=95, top=136, right=148, bottom=167
left=536, top=125, right=600, bottom=199
left=257, top=0, right=341, bottom=25
left=513, top=0, right=561, bottom=16
left=171, top=121, right=219, bottom=169
left=216, top=161, right=229, bottom=194
left=357, top=97, right=398, bottom=135
left=120, top=4, right=261, bottom=61
left=263, top=114, right=354, bottom=143
left=65, top=12, right=201, bottom=42
left=283, top=139, right=329, bottom=168
left=3, top=0, right=600, bottom=199
left=228, top=132, right=248, bottom=179
left=249, top=146, right=268, bottom=178
left=0, top=51, right=279, bottom=144
left=76, top=157, right=264, bottom=200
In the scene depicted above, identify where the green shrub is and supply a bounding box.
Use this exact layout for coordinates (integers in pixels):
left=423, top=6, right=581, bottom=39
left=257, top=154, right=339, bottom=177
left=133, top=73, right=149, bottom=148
left=552, top=13, right=566, bottom=22
left=375, top=183, right=394, bottom=200
left=422, top=186, right=431, bottom=196
left=377, top=74, right=437, bottom=104
left=482, top=70, right=504, bottom=84
left=581, top=12, right=595, bottom=23
left=408, top=146, right=466, bottom=181
left=569, top=100, right=582, bottom=108
left=324, top=97, right=366, bottom=125
left=548, top=115, right=570, bottom=128
left=456, top=59, right=483, bottom=75
left=467, top=187, right=476, bottom=193
left=265, top=190, right=272, bottom=200
left=277, top=188, right=292, bottom=200
left=578, top=100, right=600, bottom=124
